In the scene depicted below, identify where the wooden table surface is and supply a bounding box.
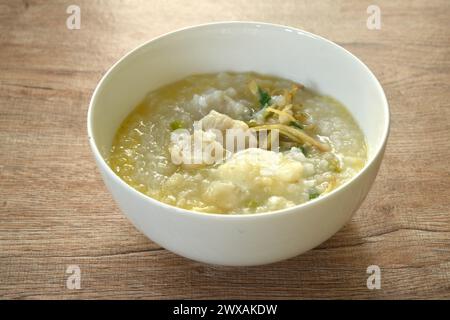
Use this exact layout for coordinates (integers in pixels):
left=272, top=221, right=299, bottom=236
left=1, top=0, right=449, bottom=299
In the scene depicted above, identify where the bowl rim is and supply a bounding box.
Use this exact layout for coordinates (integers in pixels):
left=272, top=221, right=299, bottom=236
left=87, top=21, right=390, bottom=220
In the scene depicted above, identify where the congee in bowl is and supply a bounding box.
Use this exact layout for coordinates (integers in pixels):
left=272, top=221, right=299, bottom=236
left=108, top=72, right=367, bottom=214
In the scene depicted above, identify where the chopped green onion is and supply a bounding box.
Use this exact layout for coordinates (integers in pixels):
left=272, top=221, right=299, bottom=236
left=308, top=188, right=320, bottom=200
left=258, top=86, right=271, bottom=108
left=170, top=120, right=185, bottom=131
left=247, top=200, right=259, bottom=209
left=289, top=120, right=304, bottom=129
left=300, top=146, right=308, bottom=156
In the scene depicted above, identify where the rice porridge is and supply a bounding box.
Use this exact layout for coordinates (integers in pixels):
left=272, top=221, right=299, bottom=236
left=108, top=72, right=367, bottom=214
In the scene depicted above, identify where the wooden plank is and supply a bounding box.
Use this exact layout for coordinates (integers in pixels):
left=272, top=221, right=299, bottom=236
left=0, top=0, right=449, bottom=299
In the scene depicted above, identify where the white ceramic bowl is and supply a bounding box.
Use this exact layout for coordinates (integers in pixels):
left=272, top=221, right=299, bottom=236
left=87, top=22, right=389, bottom=266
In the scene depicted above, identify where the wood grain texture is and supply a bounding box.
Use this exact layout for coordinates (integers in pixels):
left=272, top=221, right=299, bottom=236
left=0, top=0, right=449, bottom=299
